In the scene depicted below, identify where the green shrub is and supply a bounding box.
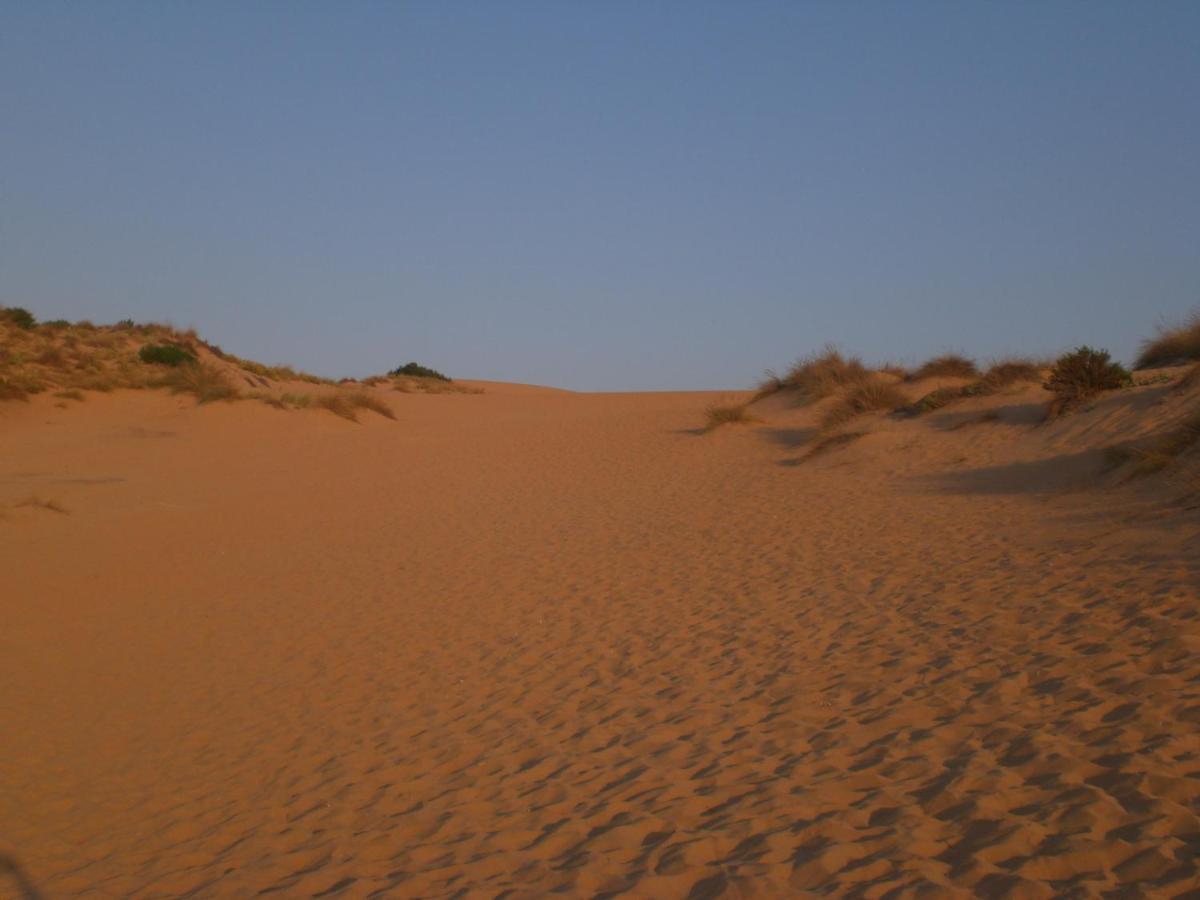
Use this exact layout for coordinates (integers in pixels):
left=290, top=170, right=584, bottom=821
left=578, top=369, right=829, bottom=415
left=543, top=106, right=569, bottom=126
left=1044, top=347, right=1131, bottom=415
left=2, top=307, right=36, bottom=329
left=139, top=344, right=197, bottom=367
left=388, top=361, right=450, bottom=381
left=42, top=319, right=72, bottom=329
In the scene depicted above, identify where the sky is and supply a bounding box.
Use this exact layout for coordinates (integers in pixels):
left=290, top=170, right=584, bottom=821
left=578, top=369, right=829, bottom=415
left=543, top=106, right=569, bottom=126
left=2, top=2, right=1198, bottom=390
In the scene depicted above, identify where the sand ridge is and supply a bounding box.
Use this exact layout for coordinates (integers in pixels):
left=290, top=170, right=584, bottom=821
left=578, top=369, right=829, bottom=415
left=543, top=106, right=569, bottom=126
left=2, top=382, right=1199, bottom=897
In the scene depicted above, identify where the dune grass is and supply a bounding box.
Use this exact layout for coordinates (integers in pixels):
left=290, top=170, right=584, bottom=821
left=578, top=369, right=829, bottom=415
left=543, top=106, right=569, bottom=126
left=315, top=391, right=396, bottom=422
left=783, top=347, right=872, bottom=400
left=158, top=363, right=240, bottom=403
left=1136, top=311, right=1200, bottom=370
left=821, top=379, right=907, bottom=430
left=910, top=354, right=979, bottom=381
left=704, top=401, right=757, bottom=431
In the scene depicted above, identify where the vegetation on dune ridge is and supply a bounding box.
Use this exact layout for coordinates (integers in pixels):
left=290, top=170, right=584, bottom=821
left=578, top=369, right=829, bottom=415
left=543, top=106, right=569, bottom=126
left=388, top=361, right=450, bottom=381
left=0, top=309, right=352, bottom=412
left=909, top=354, right=979, bottom=381
left=821, top=379, right=908, bottom=430
left=1043, top=347, right=1132, bottom=418
left=1136, top=311, right=1200, bottom=370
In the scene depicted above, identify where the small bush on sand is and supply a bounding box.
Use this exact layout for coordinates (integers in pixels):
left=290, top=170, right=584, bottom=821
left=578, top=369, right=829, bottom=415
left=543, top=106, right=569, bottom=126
left=389, top=362, right=450, bottom=381
left=2, top=307, right=37, bottom=329
left=910, top=354, right=978, bottom=381
left=822, top=380, right=907, bottom=429
left=159, top=363, right=239, bottom=403
left=784, top=347, right=871, bottom=399
left=1044, top=347, right=1131, bottom=416
left=315, top=391, right=395, bottom=422
left=139, top=344, right=197, bottom=367
left=1136, top=311, right=1200, bottom=370
left=54, top=389, right=85, bottom=401
left=704, top=401, right=756, bottom=430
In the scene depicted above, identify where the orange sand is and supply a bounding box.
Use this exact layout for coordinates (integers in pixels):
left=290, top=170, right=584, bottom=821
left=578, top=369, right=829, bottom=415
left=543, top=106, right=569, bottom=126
left=2, top=380, right=1199, bottom=897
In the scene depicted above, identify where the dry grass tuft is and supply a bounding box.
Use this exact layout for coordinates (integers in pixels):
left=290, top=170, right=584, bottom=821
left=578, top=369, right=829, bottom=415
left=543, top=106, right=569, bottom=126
left=783, top=347, right=871, bottom=399
left=704, top=401, right=757, bottom=431
left=1136, top=311, right=1200, bottom=370
left=158, top=363, right=240, bottom=404
left=821, top=379, right=907, bottom=430
left=910, top=354, right=979, bottom=381
left=978, top=359, right=1043, bottom=392
left=315, top=391, right=395, bottom=422
left=0, top=378, right=31, bottom=402
left=53, top=389, right=85, bottom=401
left=1177, top=363, right=1200, bottom=393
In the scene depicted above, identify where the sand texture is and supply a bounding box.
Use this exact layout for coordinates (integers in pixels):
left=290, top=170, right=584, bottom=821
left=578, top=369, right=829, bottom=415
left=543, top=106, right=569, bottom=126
left=3, top=377, right=1199, bottom=898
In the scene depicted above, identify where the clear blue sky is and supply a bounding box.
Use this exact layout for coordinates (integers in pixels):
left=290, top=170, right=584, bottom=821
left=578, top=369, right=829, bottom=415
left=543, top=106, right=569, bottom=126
left=3, top=3, right=1197, bottom=389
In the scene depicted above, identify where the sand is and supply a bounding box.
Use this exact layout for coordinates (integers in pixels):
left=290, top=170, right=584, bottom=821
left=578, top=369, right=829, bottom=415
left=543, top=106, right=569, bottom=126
left=2, top=378, right=1199, bottom=898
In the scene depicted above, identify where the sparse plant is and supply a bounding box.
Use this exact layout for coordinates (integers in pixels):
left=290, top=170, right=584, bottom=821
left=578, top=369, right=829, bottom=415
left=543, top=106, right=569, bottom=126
left=821, top=379, right=907, bottom=429
left=54, top=389, right=85, bottom=401
left=315, top=390, right=395, bottom=422
left=704, top=401, right=756, bottom=430
left=139, top=344, right=197, bottom=367
left=910, top=354, right=978, bottom=381
left=783, top=347, right=871, bottom=399
left=1105, top=412, right=1200, bottom=477
left=158, top=363, right=239, bottom=403
left=1136, top=311, right=1200, bottom=370
left=0, top=378, right=30, bottom=401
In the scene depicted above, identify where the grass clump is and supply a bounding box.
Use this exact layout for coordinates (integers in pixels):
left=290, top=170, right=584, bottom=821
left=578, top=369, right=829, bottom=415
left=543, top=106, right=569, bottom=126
left=978, top=359, right=1043, bottom=392
left=315, top=391, right=395, bottom=422
left=910, top=354, right=979, bottom=381
left=54, top=389, right=85, bottom=401
left=0, top=377, right=31, bottom=401
left=1044, top=346, right=1132, bottom=416
left=783, top=347, right=871, bottom=399
left=704, top=401, right=757, bottom=431
left=389, top=361, right=450, bottom=381
left=158, top=363, right=239, bottom=403
left=821, top=379, right=907, bottom=430
left=1136, top=311, right=1200, bottom=370
left=139, top=343, right=197, bottom=367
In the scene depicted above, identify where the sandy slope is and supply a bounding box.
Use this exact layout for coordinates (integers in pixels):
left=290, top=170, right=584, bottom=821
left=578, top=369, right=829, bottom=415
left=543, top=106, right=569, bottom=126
left=2, top=381, right=1199, bottom=898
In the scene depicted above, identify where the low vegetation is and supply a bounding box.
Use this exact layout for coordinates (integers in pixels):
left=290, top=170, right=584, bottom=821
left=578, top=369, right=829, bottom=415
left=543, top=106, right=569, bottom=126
left=1136, top=311, right=1200, bottom=370
left=315, top=391, right=396, bottom=422
left=905, top=358, right=1044, bottom=416
left=910, top=354, right=978, bottom=381
left=139, top=344, right=197, bottom=367
left=783, top=347, right=871, bottom=399
left=1044, top=347, right=1132, bottom=417
left=389, top=361, right=450, bottom=381
left=821, top=379, right=907, bottom=430
left=704, top=401, right=757, bottom=430
left=158, top=363, right=240, bottom=403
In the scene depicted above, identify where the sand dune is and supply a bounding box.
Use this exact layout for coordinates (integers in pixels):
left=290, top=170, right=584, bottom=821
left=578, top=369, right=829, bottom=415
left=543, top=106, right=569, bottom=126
left=2, top=375, right=1199, bottom=898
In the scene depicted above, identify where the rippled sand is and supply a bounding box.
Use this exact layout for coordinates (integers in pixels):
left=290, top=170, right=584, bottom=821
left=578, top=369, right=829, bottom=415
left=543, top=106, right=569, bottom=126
left=3, top=378, right=1198, bottom=897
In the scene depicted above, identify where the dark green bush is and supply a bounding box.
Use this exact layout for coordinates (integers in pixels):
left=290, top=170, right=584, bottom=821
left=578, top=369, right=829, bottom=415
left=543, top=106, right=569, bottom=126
left=42, top=319, right=72, bottom=329
left=2, top=307, right=36, bottom=329
left=1044, top=347, right=1131, bottom=414
left=139, top=344, right=197, bottom=367
left=389, top=361, right=450, bottom=381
